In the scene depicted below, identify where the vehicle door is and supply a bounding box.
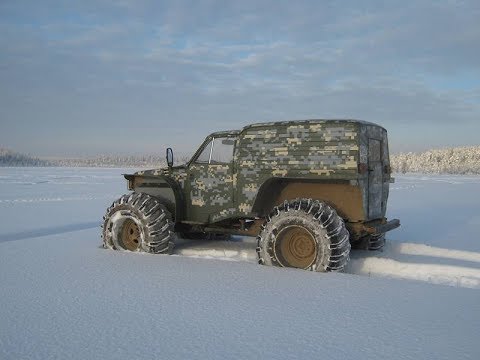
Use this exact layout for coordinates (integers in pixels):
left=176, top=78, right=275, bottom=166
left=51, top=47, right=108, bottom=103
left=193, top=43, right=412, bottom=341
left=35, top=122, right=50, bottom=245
left=187, top=136, right=237, bottom=223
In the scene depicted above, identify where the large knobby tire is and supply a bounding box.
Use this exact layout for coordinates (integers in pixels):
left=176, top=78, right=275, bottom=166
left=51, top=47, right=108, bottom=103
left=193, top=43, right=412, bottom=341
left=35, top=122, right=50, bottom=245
left=257, top=199, right=351, bottom=272
left=102, top=192, right=176, bottom=254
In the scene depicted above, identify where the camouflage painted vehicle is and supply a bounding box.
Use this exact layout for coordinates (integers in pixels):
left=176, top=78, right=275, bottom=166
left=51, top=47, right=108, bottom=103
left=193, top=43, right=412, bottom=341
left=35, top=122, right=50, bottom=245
left=102, top=119, right=400, bottom=272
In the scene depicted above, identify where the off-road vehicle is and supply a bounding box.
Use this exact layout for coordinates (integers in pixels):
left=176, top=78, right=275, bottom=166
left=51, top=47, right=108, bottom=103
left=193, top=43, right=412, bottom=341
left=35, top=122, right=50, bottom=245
left=102, top=119, right=400, bottom=272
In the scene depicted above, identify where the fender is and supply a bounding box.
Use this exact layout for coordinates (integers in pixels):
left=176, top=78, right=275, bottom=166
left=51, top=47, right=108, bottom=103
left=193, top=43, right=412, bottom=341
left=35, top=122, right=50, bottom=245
left=251, top=177, right=364, bottom=221
left=124, top=174, right=186, bottom=222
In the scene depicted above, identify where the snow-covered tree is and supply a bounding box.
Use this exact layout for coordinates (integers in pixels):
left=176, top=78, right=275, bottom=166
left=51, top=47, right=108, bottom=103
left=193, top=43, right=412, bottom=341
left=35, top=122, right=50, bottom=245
left=0, top=148, right=51, bottom=167
left=391, top=146, right=480, bottom=174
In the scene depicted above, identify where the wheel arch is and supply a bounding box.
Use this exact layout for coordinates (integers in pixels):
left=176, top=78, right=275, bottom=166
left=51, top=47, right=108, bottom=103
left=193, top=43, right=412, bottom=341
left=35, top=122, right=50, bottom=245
left=251, top=177, right=365, bottom=221
left=124, top=174, right=186, bottom=222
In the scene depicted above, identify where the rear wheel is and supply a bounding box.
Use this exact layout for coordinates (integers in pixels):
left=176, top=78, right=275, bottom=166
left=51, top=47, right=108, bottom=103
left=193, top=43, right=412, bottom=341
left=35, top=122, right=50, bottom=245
left=367, top=234, right=386, bottom=250
left=352, top=233, right=386, bottom=250
left=102, top=192, right=176, bottom=254
left=276, top=225, right=317, bottom=268
left=257, top=199, right=351, bottom=272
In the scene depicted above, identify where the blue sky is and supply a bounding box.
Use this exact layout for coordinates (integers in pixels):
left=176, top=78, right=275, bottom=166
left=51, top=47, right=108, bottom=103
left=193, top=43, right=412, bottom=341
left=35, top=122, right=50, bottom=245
left=0, top=0, right=479, bottom=157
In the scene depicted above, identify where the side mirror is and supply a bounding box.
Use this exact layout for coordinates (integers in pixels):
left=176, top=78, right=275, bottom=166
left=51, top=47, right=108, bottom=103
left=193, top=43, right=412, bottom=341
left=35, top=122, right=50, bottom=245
left=166, top=148, right=174, bottom=168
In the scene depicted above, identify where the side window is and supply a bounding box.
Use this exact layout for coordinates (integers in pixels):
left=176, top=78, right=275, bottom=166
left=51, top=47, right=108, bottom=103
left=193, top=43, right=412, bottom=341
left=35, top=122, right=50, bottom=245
left=195, top=140, right=213, bottom=163
left=210, top=137, right=236, bottom=164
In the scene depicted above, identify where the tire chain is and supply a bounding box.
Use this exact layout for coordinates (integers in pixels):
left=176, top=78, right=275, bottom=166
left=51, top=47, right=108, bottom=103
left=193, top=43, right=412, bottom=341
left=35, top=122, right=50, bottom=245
left=256, top=198, right=351, bottom=271
left=102, top=192, right=175, bottom=254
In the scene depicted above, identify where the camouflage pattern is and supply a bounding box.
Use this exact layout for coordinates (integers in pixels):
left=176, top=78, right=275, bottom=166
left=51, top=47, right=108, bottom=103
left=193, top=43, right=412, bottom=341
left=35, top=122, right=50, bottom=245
left=136, top=167, right=188, bottom=187
left=128, top=120, right=391, bottom=224
left=235, top=120, right=362, bottom=216
left=187, top=162, right=236, bottom=223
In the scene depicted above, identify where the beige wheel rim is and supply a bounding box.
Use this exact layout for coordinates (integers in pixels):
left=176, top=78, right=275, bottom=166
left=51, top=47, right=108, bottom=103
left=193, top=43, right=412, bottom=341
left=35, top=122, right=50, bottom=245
left=121, top=219, right=141, bottom=251
left=276, top=226, right=317, bottom=268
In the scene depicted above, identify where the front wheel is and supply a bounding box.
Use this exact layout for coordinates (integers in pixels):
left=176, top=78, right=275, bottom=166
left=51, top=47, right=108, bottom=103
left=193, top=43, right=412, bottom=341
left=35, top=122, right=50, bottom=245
left=102, top=193, right=176, bottom=254
left=257, top=199, right=351, bottom=272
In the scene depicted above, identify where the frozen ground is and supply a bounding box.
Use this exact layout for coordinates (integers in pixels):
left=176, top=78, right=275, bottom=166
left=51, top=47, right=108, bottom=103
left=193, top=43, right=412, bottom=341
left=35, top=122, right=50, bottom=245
left=0, top=168, right=479, bottom=359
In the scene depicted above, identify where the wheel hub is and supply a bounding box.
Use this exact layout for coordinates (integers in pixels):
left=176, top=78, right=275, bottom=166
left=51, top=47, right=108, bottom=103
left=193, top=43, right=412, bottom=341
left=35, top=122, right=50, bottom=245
left=276, top=226, right=317, bottom=269
left=121, top=219, right=141, bottom=251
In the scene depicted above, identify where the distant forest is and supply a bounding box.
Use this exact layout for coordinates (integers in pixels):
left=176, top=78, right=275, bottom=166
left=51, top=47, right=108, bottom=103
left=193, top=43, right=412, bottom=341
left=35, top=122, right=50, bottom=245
left=0, top=147, right=191, bottom=168
left=2, top=146, right=480, bottom=174
left=391, top=146, right=480, bottom=174
left=0, top=148, right=51, bottom=167
left=0, top=147, right=166, bottom=168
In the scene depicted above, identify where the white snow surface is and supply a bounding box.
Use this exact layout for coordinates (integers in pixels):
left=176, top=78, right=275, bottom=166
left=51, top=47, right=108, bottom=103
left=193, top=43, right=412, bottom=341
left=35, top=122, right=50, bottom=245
left=0, top=168, right=479, bottom=359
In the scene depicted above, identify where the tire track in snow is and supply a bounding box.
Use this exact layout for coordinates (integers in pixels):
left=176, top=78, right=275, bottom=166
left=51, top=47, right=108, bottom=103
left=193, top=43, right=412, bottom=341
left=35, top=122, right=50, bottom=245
left=0, top=222, right=100, bottom=243
left=0, top=195, right=117, bottom=204
left=172, top=238, right=480, bottom=289
left=347, top=256, right=480, bottom=289
left=345, top=242, right=480, bottom=289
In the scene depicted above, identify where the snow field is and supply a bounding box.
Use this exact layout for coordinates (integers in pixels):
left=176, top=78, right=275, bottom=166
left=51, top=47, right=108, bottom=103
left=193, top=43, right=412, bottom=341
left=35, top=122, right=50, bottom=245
left=1, top=229, right=479, bottom=360
left=0, top=168, right=479, bottom=359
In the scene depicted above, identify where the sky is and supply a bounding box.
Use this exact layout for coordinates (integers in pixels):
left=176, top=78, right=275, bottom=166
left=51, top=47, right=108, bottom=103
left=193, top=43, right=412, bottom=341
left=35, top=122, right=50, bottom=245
left=0, top=0, right=479, bottom=157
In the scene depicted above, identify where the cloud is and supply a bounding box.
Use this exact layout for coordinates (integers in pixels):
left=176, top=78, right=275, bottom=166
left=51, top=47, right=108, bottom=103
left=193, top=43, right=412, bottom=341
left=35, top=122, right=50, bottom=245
left=0, top=0, right=479, bottom=156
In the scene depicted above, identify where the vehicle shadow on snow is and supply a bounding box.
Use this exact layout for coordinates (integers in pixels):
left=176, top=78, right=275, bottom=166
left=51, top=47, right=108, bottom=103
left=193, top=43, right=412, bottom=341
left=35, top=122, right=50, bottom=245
left=173, top=236, right=480, bottom=289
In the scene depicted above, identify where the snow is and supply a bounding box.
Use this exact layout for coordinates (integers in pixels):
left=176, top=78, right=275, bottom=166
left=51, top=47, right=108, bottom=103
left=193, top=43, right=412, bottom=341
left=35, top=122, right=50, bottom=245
left=1, top=168, right=479, bottom=359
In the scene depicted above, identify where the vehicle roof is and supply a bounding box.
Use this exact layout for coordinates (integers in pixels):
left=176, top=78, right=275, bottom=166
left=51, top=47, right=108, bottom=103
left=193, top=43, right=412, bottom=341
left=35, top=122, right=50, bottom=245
left=208, top=119, right=385, bottom=139
left=242, top=119, right=385, bottom=131
left=209, top=130, right=241, bottom=137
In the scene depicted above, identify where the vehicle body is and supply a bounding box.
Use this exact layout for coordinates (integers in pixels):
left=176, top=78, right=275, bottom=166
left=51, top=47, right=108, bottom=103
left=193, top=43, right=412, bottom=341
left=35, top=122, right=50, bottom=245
left=103, top=119, right=400, bottom=271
